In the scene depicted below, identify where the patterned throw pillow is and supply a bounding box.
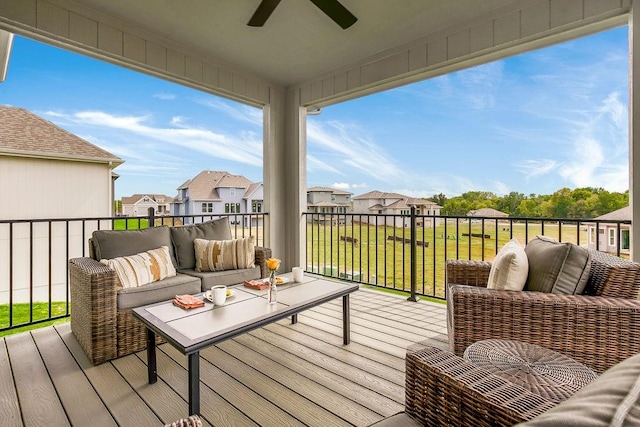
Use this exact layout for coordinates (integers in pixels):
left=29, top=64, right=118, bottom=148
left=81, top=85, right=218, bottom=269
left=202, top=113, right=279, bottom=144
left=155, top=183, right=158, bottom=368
left=100, top=245, right=176, bottom=290
left=194, top=236, right=256, bottom=272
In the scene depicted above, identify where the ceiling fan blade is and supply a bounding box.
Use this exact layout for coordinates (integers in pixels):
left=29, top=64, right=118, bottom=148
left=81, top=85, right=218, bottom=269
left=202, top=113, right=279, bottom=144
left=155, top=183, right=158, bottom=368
left=248, top=0, right=282, bottom=27
left=309, top=0, right=357, bottom=29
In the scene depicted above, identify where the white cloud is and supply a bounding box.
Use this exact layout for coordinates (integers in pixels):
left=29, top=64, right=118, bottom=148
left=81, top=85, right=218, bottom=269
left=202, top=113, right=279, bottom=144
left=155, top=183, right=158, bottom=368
left=153, top=93, right=176, bottom=100
left=516, top=159, right=559, bottom=179
left=332, top=182, right=368, bottom=190
left=47, top=110, right=264, bottom=167
left=198, top=98, right=263, bottom=127
left=307, top=154, right=342, bottom=174
left=307, top=120, right=411, bottom=183
left=493, top=181, right=509, bottom=195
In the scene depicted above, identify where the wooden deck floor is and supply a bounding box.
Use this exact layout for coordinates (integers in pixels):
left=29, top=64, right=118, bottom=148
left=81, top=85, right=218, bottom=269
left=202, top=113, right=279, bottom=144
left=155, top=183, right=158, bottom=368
left=0, top=288, right=448, bottom=427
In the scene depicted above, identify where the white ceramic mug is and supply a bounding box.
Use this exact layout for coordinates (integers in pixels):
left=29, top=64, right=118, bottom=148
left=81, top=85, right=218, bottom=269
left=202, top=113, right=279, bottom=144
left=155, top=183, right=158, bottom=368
left=211, top=285, right=227, bottom=305
left=292, top=267, right=304, bottom=282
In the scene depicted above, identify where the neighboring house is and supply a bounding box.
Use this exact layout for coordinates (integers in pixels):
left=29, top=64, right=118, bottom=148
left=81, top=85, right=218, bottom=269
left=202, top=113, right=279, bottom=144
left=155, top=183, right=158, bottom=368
left=171, top=170, right=264, bottom=226
left=352, top=190, right=442, bottom=228
left=306, top=187, right=353, bottom=224
left=0, top=105, right=123, bottom=304
left=0, top=106, right=124, bottom=219
left=121, top=194, right=173, bottom=216
left=585, top=206, right=631, bottom=255
left=467, top=208, right=509, bottom=218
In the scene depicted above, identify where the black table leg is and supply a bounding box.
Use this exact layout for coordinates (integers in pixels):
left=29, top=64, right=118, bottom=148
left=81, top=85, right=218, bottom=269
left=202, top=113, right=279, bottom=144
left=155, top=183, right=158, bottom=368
left=343, top=294, right=350, bottom=345
left=291, top=313, right=298, bottom=324
left=188, top=352, right=200, bottom=416
left=147, top=328, right=157, bottom=384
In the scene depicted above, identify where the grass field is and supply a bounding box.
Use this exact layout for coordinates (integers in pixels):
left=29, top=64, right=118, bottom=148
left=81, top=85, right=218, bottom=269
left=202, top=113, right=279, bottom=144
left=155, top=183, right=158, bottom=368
left=0, top=302, right=69, bottom=337
left=306, top=219, right=587, bottom=298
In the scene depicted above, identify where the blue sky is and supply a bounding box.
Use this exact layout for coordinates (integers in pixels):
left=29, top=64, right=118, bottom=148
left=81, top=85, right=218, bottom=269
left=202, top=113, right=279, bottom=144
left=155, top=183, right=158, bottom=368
left=0, top=26, right=629, bottom=199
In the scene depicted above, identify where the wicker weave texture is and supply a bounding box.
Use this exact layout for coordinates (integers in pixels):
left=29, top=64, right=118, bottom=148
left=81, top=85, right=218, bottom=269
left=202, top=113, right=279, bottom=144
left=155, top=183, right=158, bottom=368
left=447, top=249, right=640, bottom=374
left=463, top=339, right=597, bottom=403
left=405, top=346, right=556, bottom=427
left=69, top=257, right=118, bottom=365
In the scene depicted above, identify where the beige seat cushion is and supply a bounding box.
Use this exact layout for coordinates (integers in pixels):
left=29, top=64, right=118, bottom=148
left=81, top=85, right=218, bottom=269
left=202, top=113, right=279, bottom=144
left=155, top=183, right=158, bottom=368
left=524, top=236, right=591, bottom=295
left=487, top=238, right=528, bottom=291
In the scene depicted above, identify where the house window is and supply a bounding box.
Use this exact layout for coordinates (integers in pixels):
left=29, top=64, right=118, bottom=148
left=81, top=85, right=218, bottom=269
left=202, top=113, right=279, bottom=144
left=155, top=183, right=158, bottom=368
left=252, top=200, right=263, bottom=213
left=230, top=188, right=236, bottom=197
left=622, top=229, right=630, bottom=250
left=331, top=195, right=336, bottom=201
left=225, top=203, right=230, bottom=213
left=609, top=228, right=616, bottom=247
left=202, top=202, right=213, bottom=213
left=589, top=228, right=595, bottom=244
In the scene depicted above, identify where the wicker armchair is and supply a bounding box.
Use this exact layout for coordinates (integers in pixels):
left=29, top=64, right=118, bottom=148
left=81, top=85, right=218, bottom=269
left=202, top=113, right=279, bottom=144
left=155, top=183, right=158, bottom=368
left=446, top=249, right=640, bottom=374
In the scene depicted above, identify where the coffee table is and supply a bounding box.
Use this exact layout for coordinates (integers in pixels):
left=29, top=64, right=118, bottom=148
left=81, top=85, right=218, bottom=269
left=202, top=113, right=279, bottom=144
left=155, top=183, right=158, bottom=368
left=132, top=273, right=359, bottom=415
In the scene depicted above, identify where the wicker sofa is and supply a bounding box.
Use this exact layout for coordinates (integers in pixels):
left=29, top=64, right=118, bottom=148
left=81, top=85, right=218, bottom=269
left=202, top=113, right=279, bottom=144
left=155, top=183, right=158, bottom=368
left=446, top=248, right=640, bottom=374
left=69, top=217, right=270, bottom=365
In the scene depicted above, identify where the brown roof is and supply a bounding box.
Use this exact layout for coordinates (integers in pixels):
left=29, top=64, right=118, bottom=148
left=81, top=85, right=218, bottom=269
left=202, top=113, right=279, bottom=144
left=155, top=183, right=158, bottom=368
left=243, top=182, right=262, bottom=199
left=121, top=194, right=173, bottom=205
left=0, top=106, right=123, bottom=164
left=467, top=208, right=509, bottom=218
left=178, top=170, right=254, bottom=200
left=353, top=190, right=406, bottom=200
left=307, top=186, right=352, bottom=195
left=594, top=205, right=630, bottom=221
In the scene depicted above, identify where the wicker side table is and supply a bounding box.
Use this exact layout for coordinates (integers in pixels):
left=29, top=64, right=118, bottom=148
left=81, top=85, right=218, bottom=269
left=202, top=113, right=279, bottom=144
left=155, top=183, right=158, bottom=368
left=463, top=339, right=597, bottom=404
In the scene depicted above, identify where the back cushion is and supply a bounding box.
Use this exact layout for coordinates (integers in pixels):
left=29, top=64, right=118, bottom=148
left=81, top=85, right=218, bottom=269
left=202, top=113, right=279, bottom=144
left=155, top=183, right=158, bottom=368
left=170, top=217, right=232, bottom=270
left=524, top=236, right=591, bottom=295
left=92, top=226, right=175, bottom=266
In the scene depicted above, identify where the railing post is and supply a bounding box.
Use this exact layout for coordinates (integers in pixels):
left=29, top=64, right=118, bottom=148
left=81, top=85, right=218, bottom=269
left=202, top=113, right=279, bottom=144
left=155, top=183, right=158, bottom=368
left=148, top=207, right=155, bottom=228
left=408, top=206, right=419, bottom=302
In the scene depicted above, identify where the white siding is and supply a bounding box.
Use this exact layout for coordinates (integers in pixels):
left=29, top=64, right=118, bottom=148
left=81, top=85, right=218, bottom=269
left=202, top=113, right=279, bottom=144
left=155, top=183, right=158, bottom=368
left=0, top=156, right=113, bottom=220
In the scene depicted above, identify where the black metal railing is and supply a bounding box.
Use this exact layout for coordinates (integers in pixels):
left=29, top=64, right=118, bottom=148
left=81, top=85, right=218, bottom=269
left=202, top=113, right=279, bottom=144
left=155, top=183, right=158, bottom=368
left=304, top=209, right=631, bottom=300
left=0, top=207, right=630, bottom=332
left=0, top=210, right=267, bottom=332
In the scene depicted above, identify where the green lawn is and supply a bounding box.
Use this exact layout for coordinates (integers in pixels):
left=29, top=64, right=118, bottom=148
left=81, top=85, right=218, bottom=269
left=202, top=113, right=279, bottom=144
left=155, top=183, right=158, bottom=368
left=307, top=220, right=586, bottom=298
left=114, top=218, right=149, bottom=230
left=0, top=302, right=69, bottom=337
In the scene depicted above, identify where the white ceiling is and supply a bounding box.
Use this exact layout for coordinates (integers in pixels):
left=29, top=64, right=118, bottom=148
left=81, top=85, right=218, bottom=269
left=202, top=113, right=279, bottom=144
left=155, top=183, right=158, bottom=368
left=73, top=0, right=521, bottom=86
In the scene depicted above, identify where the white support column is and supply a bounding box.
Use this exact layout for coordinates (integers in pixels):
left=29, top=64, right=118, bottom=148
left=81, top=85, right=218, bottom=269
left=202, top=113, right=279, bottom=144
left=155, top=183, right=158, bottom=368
left=631, top=4, right=640, bottom=261
left=263, top=86, right=307, bottom=271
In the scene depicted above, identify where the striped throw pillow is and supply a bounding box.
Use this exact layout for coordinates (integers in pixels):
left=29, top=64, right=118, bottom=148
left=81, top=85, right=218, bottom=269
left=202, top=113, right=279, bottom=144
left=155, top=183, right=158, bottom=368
left=194, top=236, right=256, bottom=272
left=100, top=245, right=176, bottom=290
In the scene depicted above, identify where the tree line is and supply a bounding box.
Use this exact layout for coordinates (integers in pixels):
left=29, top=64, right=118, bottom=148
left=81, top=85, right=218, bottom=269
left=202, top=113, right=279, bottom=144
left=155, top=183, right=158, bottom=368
left=429, top=187, right=629, bottom=219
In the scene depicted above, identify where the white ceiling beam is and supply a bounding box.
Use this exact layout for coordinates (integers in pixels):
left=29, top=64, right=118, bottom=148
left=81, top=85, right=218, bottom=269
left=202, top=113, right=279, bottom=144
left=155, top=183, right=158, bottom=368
left=0, top=29, right=13, bottom=83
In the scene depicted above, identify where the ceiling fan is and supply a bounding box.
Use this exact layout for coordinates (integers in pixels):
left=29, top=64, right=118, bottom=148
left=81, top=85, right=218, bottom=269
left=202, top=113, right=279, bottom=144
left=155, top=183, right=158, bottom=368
left=248, top=0, right=358, bottom=29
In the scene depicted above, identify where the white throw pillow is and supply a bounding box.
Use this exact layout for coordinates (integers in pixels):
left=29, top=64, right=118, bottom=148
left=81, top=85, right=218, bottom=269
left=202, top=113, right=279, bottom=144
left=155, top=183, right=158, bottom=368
left=487, top=238, right=528, bottom=291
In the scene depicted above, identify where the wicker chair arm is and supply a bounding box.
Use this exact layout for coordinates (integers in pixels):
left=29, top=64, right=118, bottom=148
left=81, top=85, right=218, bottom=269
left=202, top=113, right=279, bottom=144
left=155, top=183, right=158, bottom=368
left=254, top=246, right=272, bottom=278
left=446, top=259, right=492, bottom=288
left=448, top=284, right=640, bottom=373
left=69, top=257, right=118, bottom=365
left=405, top=346, right=556, bottom=427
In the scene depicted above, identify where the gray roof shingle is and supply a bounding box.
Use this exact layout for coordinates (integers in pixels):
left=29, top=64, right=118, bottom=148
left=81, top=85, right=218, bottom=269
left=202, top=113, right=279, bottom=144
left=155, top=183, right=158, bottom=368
left=0, top=106, right=123, bottom=164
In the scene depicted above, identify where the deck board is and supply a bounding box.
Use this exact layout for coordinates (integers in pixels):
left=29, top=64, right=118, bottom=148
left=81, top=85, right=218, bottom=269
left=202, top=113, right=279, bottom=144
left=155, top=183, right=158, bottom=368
left=31, top=327, right=117, bottom=426
left=0, top=288, right=448, bottom=426
left=6, top=331, right=70, bottom=426
left=0, top=339, right=22, bottom=426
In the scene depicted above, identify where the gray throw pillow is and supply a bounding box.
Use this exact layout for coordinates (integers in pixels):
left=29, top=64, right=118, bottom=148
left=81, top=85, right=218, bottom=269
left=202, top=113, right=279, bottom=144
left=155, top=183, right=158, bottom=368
left=92, top=226, right=175, bottom=266
left=170, top=217, right=232, bottom=269
left=524, top=236, right=591, bottom=295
